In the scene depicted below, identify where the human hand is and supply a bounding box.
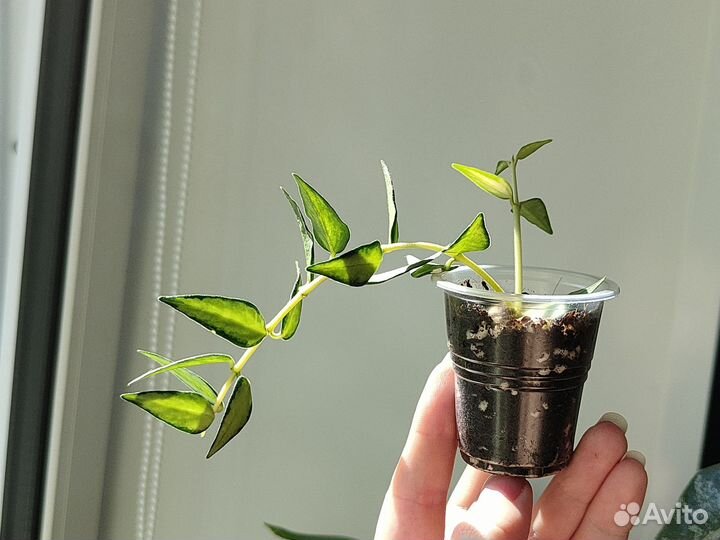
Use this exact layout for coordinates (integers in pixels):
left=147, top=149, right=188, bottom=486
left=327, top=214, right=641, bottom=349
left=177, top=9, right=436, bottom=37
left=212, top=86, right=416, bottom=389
left=374, top=356, right=648, bottom=540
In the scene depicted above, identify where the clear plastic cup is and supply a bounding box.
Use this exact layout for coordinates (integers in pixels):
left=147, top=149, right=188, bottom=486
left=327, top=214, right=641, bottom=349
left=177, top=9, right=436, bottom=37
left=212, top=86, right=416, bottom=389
left=434, top=266, right=619, bottom=477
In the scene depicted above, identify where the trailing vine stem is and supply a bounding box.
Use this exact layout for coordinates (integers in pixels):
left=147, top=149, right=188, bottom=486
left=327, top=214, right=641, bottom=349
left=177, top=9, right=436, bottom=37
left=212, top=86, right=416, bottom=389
left=211, top=242, right=502, bottom=412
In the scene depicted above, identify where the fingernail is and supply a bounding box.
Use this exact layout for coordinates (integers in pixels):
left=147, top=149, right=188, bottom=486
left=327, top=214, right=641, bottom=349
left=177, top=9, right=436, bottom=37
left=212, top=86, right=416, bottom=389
left=483, top=475, right=526, bottom=502
left=625, top=450, right=646, bottom=466
left=598, top=412, right=628, bottom=433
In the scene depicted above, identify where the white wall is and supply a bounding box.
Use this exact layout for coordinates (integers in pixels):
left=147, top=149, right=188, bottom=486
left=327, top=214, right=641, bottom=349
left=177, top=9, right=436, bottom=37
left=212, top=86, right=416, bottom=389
left=49, top=1, right=720, bottom=539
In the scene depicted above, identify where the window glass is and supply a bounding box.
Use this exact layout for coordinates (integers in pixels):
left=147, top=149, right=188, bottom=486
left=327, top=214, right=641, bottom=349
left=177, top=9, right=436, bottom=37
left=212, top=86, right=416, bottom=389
left=0, top=0, right=46, bottom=516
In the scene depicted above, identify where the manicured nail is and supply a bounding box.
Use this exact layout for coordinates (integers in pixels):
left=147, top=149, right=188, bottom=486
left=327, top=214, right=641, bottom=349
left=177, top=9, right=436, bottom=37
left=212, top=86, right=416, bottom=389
left=598, top=412, right=628, bottom=433
left=483, top=475, right=526, bottom=502
left=625, top=450, right=646, bottom=466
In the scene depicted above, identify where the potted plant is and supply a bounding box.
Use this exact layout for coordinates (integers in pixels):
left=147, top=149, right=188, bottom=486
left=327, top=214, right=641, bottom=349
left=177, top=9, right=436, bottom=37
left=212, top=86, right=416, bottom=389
left=122, top=139, right=615, bottom=475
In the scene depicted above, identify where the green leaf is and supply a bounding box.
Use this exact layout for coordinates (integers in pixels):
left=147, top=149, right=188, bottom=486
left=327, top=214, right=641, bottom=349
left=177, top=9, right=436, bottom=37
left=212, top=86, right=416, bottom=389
left=121, top=391, right=215, bottom=434
left=380, top=160, right=399, bottom=243
left=265, top=523, right=358, bottom=540
left=451, top=163, right=513, bottom=200
left=293, top=174, right=350, bottom=255
left=519, top=198, right=553, bottom=234
left=444, top=213, right=491, bottom=257
left=159, top=295, right=267, bottom=348
left=656, top=463, right=720, bottom=539
left=307, top=241, right=383, bottom=287
left=136, top=350, right=218, bottom=403
left=569, top=277, right=606, bottom=295
left=281, top=262, right=303, bottom=340
left=281, top=187, right=315, bottom=278
left=410, top=262, right=458, bottom=278
left=206, top=376, right=252, bottom=458
left=495, top=160, right=510, bottom=175
left=516, top=139, right=552, bottom=160
left=367, top=252, right=441, bottom=284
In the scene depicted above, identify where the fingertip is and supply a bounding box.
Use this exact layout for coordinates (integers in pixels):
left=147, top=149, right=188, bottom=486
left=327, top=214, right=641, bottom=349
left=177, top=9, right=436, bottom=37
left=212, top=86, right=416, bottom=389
left=438, top=351, right=453, bottom=370
left=618, top=454, right=649, bottom=488
left=457, top=476, right=532, bottom=539
left=448, top=465, right=491, bottom=509
left=417, top=355, right=455, bottom=413
left=598, top=411, right=628, bottom=433
left=482, top=475, right=531, bottom=503
left=625, top=449, right=647, bottom=467
left=578, top=419, right=629, bottom=465
left=424, top=354, right=454, bottom=397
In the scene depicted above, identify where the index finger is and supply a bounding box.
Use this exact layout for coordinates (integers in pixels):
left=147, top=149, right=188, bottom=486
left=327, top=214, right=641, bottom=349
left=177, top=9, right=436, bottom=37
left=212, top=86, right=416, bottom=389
left=374, top=356, right=457, bottom=540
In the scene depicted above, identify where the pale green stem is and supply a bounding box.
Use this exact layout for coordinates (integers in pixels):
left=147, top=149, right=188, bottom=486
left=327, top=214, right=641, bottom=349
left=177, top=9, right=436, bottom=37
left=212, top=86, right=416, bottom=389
left=212, top=241, right=503, bottom=411
left=264, top=275, right=328, bottom=336
left=213, top=372, right=239, bottom=412
left=511, top=158, right=523, bottom=295
left=381, top=241, right=447, bottom=254
left=212, top=276, right=328, bottom=411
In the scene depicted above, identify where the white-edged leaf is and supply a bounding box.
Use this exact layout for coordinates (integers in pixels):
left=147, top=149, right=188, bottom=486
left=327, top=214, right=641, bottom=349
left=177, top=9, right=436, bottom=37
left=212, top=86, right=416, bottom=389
left=380, top=160, right=399, bottom=243
left=159, top=295, right=267, bottom=348
left=281, top=187, right=315, bottom=279
left=121, top=391, right=215, bottom=434
left=569, top=277, right=606, bottom=295
left=367, top=252, right=442, bottom=284
left=129, top=352, right=233, bottom=392
left=281, top=262, right=303, bottom=339
left=136, top=350, right=218, bottom=403
left=410, top=262, right=458, bottom=278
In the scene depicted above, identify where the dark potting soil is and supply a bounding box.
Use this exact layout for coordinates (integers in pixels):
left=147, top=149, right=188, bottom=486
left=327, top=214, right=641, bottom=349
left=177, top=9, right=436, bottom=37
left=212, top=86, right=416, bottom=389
left=444, top=292, right=603, bottom=477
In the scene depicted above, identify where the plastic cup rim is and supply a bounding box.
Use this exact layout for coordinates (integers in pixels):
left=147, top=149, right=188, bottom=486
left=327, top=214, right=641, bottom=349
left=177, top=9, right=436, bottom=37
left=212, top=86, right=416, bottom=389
left=433, top=264, right=620, bottom=304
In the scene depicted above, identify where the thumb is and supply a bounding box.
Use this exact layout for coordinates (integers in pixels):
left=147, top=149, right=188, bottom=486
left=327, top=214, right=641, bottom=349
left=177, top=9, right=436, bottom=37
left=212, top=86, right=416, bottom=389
left=451, top=476, right=532, bottom=540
